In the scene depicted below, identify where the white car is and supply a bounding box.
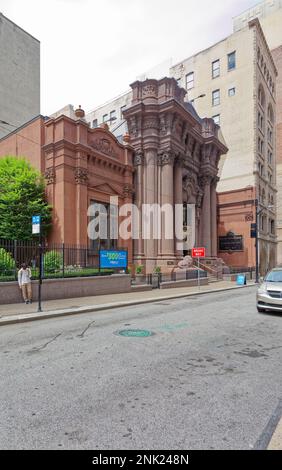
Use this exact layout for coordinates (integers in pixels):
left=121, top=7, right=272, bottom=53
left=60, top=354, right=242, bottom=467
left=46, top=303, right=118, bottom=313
left=257, top=268, right=282, bottom=313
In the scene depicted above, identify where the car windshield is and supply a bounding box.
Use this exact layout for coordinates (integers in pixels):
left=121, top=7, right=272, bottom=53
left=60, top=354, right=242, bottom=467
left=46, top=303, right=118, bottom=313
left=265, top=271, right=282, bottom=282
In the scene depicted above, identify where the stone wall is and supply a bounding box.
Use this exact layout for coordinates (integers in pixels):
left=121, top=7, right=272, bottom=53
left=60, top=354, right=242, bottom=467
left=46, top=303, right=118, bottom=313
left=0, top=275, right=131, bottom=305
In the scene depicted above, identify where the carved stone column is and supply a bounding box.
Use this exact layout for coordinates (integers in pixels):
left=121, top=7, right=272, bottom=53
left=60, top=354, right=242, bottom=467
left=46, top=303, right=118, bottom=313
left=158, top=151, right=175, bottom=260
left=174, top=155, right=184, bottom=258
left=74, top=167, right=88, bottom=247
left=133, top=150, right=145, bottom=259
left=144, top=148, right=158, bottom=266
left=199, top=175, right=212, bottom=256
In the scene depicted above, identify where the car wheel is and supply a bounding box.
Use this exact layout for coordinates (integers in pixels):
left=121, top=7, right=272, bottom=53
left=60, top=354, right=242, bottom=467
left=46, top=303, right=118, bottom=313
left=257, top=307, right=266, bottom=313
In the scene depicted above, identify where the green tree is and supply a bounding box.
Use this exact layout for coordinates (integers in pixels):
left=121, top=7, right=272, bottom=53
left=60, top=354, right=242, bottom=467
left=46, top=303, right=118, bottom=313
left=0, top=156, right=52, bottom=240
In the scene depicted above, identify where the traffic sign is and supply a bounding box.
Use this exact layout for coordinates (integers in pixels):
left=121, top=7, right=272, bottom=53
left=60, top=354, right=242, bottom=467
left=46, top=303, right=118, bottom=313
left=32, top=215, right=41, bottom=235
left=192, top=248, right=206, bottom=258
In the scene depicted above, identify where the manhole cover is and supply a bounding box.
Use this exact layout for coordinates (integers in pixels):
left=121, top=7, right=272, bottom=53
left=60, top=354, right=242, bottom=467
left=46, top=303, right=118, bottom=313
left=116, top=329, right=154, bottom=338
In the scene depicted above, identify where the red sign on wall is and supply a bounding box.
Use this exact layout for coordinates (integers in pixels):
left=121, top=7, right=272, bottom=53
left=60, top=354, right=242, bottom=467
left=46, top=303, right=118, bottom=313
left=192, top=248, right=206, bottom=258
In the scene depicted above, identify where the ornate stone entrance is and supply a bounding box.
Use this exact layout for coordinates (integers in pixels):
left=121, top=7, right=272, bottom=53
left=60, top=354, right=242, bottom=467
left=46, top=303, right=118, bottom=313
left=124, top=78, right=228, bottom=273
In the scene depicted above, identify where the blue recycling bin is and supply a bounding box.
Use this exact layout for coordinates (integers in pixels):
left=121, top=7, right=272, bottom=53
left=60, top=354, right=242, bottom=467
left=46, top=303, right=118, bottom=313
left=236, top=274, right=247, bottom=286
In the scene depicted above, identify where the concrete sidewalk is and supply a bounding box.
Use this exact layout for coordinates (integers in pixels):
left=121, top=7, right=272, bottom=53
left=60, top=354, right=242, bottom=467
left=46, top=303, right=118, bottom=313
left=0, top=280, right=256, bottom=326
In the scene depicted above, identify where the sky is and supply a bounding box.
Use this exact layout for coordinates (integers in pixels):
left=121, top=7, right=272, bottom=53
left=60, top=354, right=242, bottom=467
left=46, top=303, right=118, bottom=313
left=0, top=0, right=261, bottom=116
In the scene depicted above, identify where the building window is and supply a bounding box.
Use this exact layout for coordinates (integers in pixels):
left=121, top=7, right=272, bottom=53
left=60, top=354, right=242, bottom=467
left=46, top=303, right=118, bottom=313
left=120, top=105, right=126, bottom=119
left=268, top=150, right=273, bottom=165
left=228, top=87, right=236, bottom=97
left=90, top=201, right=118, bottom=254
left=268, top=104, right=274, bottom=124
left=186, top=72, right=194, bottom=90
left=212, top=89, right=220, bottom=106
left=270, top=219, right=275, bottom=235
left=103, top=114, right=108, bottom=123
left=110, top=110, right=116, bottom=123
left=212, top=60, right=220, bottom=78
left=258, top=85, right=265, bottom=108
left=228, top=51, right=236, bottom=71
left=92, top=119, right=98, bottom=128
left=212, top=114, right=220, bottom=126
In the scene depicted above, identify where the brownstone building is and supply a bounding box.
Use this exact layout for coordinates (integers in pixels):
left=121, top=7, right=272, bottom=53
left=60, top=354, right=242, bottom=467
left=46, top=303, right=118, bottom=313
left=124, top=78, right=227, bottom=273
left=0, top=78, right=227, bottom=274
left=0, top=111, right=134, bottom=264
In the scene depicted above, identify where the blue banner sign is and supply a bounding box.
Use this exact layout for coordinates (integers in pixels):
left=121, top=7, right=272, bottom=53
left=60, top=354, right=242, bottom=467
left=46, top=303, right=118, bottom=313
left=99, top=250, right=128, bottom=269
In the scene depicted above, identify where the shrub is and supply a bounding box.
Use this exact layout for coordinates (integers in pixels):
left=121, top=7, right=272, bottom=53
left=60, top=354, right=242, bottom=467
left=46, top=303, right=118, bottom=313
left=154, top=266, right=162, bottom=274
left=0, top=248, right=16, bottom=275
left=136, top=265, right=144, bottom=275
left=43, top=250, right=63, bottom=273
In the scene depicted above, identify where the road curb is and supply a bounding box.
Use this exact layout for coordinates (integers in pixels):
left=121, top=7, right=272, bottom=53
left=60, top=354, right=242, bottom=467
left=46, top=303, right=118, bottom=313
left=0, top=284, right=256, bottom=327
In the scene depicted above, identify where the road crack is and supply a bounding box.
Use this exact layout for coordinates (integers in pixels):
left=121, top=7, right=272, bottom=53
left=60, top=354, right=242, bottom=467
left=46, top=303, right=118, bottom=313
left=29, top=333, right=62, bottom=353
left=77, top=321, right=96, bottom=338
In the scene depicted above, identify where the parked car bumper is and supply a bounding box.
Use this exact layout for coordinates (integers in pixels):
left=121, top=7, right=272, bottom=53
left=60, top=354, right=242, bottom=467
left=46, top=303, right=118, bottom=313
left=257, top=292, right=282, bottom=311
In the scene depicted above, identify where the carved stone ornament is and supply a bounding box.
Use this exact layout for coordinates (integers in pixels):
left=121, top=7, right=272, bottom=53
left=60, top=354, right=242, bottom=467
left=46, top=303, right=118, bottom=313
left=196, top=190, right=204, bottom=209
left=199, top=175, right=212, bottom=188
left=159, top=114, right=167, bottom=136
left=44, top=168, right=56, bottom=185
left=142, top=84, right=157, bottom=97
left=123, top=184, right=135, bottom=198
left=157, top=151, right=175, bottom=167
left=134, top=150, right=144, bottom=167
left=128, top=116, right=138, bottom=138
left=74, top=168, right=88, bottom=185
left=143, top=116, right=159, bottom=130
left=245, top=213, right=254, bottom=222
left=91, top=138, right=117, bottom=159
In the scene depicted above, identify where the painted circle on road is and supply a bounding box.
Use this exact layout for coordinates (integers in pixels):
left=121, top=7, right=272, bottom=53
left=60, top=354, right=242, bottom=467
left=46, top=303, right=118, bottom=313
left=116, top=329, right=154, bottom=338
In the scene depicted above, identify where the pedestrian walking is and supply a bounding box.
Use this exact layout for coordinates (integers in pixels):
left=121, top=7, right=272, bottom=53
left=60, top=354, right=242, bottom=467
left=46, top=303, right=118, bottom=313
left=18, top=263, right=33, bottom=304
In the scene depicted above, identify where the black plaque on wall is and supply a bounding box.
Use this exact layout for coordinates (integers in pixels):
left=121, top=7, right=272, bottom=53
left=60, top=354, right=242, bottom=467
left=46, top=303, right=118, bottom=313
left=219, top=232, right=243, bottom=252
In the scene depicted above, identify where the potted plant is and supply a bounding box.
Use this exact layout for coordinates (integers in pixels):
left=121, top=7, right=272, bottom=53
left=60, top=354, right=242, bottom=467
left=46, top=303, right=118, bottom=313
left=135, top=265, right=146, bottom=285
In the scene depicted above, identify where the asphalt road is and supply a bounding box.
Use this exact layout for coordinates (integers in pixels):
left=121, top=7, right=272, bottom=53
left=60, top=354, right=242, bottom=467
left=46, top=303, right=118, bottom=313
left=1, top=287, right=282, bottom=450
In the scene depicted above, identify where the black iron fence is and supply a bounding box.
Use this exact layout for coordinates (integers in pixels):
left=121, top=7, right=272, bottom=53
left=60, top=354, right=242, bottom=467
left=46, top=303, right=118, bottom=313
left=132, top=270, right=208, bottom=289
left=229, top=267, right=256, bottom=279
left=0, top=239, right=113, bottom=282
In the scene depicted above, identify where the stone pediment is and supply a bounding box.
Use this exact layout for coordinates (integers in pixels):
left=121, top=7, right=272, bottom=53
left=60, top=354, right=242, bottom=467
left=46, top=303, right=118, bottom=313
left=91, top=182, right=123, bottom=196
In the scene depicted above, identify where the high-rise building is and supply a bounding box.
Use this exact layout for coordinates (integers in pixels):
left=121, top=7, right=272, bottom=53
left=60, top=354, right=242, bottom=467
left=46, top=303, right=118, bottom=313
left=170, top=15, right=278, bottom=273
left=0, top=13, right=40, bottom=139
left=232, top=0, right=282, bottom=265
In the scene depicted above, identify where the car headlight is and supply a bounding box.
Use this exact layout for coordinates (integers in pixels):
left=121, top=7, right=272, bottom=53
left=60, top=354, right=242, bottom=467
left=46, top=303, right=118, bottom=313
left=258, top=283, right=267, bottom=294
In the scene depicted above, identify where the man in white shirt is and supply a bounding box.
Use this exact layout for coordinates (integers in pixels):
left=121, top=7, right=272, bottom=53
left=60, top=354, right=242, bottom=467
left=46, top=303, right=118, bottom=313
left=18, top=264, right=32, bottom=304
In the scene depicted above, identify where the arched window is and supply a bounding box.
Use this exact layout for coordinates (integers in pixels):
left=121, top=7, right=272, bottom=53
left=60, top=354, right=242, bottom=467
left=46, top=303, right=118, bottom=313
left=258, top=85, right=265, bottom=108
left=268, top=104, right=274, bottom=124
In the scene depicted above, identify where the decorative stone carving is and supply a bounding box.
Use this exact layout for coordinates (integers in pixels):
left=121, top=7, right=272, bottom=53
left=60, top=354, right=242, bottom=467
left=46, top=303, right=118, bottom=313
left=245, top=213, right=254, bottom=222
left=177, top=256, right=194, bottom=269
left=128, top=116, right=138, bottom=137
left=44, top=168, right=56, bottom=185
left=196, top=189, right=204, bottom=209
left=74, top=168, right=88, bottom=185
left=142, top=84, right=157, bottom=97
left=91, top=138, right=118, bottom=159
left=211, top=176, right=220, bottom=187
left=134, top=150, right=144, bottom=167
left=159, top=114, right=167, bottom=136
left=199, top=175, right=212, bottom=188
left=123, top=184, right=135, bottom=198
left=143, top=116, right=159, bottom=130
left=157, top=151, right=175, bottom=167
